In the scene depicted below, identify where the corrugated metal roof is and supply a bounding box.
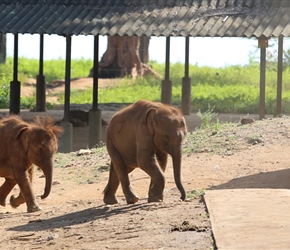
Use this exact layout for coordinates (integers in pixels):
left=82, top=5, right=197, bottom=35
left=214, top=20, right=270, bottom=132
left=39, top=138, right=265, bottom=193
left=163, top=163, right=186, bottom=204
left=0, top=0, right=290, bottom=37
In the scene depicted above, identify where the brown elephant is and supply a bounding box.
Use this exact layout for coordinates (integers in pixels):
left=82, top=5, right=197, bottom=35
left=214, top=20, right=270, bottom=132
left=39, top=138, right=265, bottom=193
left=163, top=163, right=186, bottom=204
left=103, top=100, right=187, bottom=205
left=0, top=115, right=63, bottom=212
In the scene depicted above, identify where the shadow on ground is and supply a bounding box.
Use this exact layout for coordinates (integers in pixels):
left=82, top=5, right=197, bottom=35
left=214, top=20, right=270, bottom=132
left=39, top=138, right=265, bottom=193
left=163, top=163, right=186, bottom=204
left=209, top=168, right=290, bottom=190
left=8, top=201, right=157, bottom=232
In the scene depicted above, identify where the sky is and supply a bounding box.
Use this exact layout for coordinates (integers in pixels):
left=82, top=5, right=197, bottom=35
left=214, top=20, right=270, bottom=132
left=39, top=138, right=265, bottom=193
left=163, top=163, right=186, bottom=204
left=6, top=34, right=290, bottom=68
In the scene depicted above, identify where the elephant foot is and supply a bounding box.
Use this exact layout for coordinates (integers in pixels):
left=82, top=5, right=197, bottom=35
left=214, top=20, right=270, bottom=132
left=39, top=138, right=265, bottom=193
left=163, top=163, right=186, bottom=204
left=27, top=204, right=41, bottom=213
left=126, top=195, right=139, bottom=204
left=103, top=194, right=119, bottom=205
left=10, top=195, right=38, bottom=211
left=10, top=195, right=21, bottom=208
left=148, top=197, right=163, bottom=203
left=0, top=198, right=6, bottom=207
left=148, top=194, right=163, bottom=203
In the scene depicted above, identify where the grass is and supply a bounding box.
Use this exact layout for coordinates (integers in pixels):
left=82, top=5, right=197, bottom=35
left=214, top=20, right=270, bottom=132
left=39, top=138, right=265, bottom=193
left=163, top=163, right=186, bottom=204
left=183, top=104, right=251, bottom=155
left=60, top=76, right=162, bottom=104
left=187, top=189, right=206, bottom=199
left=183, top=126, right=239, bottom=155
left=1, top=57, right=290, bottom=114
left=65, top=62, right=290, bottom=114
left=197, top=104, right=219, bottom=129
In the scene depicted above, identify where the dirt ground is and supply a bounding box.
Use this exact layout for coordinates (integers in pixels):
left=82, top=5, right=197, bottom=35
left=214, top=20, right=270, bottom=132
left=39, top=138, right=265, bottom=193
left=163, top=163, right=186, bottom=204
left=1, top=79, right=290, bottom=249
left=22, top=77, right=120, bottom=103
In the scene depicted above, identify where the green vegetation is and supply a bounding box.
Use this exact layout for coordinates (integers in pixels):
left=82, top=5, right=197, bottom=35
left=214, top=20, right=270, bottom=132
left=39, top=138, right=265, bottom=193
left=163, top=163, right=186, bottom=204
left=187, top=189, right=206, bottom=199
left=11, top=57, right=92, bottom=83
left=0, top=72, right=9, bottom=108
left=197, top=104, right=219, bottom=130
left=1, top=57, right=290, bottom=114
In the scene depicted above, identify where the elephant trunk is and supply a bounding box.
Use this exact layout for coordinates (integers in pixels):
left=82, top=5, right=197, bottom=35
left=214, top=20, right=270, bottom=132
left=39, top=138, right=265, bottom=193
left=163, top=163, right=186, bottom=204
left=172, top=147, right=186, bottom=201
left=40, top=158, right=53, bottom=199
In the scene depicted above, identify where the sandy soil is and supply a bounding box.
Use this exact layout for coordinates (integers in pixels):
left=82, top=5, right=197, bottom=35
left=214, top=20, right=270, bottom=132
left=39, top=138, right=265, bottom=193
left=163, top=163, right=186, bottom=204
left=1, top=79, right=290, bottom=249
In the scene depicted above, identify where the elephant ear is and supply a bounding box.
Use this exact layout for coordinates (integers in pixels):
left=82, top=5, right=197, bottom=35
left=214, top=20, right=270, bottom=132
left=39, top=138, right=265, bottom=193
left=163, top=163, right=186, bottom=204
left=145, top=108, right=158, bottom=135
left=15, top=126, right=28, bottom=140
left=15, top=126, right=29, bottom=152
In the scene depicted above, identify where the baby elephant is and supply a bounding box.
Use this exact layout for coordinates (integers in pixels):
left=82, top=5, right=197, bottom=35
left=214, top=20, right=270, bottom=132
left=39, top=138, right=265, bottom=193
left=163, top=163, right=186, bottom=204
left=104, top=100, right=187, bottom=205
left=0, top=115, right=63, bottom=212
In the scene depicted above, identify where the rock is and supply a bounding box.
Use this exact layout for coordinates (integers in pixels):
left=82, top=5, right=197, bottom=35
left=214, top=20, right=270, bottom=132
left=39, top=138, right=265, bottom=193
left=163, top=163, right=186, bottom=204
left=240, top=118, right=255, bottom=125
left=76, top=149, right=92, bottom=156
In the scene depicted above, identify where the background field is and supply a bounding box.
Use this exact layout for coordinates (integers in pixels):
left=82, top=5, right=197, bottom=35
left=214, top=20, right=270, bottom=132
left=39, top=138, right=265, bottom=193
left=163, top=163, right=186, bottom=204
left=1, top=57, right=290, bottom=114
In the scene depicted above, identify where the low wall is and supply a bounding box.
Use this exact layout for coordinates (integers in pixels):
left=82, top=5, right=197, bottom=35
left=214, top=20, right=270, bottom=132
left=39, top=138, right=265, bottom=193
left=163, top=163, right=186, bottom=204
left=0, top=109, right=272, bottom=152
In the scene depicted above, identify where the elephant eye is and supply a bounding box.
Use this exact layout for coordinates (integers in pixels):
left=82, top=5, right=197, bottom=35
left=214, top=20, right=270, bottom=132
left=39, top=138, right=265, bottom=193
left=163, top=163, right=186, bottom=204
left=163, top=135, right=169, bottom=141
left=38, top=147, right=44, bottom=155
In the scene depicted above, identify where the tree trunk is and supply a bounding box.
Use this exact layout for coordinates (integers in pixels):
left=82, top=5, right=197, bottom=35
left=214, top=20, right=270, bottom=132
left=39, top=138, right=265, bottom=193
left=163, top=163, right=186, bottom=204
left=89, top=36, right=160, bottom=79
left=99, top=36, right=142, bottom=78
left=0, top=34, right=6, bottom=64
left=139, top=36, right=150, bottom=64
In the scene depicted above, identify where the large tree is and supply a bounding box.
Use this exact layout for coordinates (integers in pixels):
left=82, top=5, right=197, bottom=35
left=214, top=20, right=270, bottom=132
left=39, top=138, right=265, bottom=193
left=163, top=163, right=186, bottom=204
left=89, top=36, right=159, bottom=78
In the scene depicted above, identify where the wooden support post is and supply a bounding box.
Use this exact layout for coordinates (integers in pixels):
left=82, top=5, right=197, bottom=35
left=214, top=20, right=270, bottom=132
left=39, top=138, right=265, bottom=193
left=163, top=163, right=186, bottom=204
left=92, top=35, right=99, bottom=111
left=0, top=34, right=6, bottom=64
left=161, top=37, right=172, bottom=104
left=36, top=34, right=46, bottom=111
left=59, top=36, right=73, bottom=153
left=276, top=36, right=283, bottom=116
left=63, top=36, right=71, bottom=122
left=182, top=37, right=191, bottom=115
left=89, top=35, right=102, bottom=148
left=258, top=37, right=268, bottom=120
left=10, top=33, right=20, bottom=115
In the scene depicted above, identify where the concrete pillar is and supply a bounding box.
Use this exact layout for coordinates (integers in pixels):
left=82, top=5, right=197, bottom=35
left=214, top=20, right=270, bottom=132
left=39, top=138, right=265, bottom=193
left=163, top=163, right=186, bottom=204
left=36, top=74, right=46, bottom=111
left=181, top=77, right=191, bottom=115
left=182, top=37, right=191, bottom=115
left=161, top=37, right=172, bottom=105
left=59, top=121, right=73, bottom=153
left=36, top=34, right=46, bottom=112
left=276, top=35, right=283, bottom=116
left=10, top=80, right=21, bottom=115
left=10, top=34, right=20, bottom=115
left=88, top=108, right=102, bottom=148
left=161, top=79, right=172, bottom=104
left=258, top=37, right=268, bottom=120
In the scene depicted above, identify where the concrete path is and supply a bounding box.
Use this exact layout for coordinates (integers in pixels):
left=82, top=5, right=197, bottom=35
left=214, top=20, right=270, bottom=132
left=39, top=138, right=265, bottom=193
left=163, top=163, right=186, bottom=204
left=204, top=189, right=290, bottom=250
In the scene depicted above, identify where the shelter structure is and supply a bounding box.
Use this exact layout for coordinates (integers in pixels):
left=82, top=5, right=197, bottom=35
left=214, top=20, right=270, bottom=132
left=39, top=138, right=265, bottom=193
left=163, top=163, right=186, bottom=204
left=0, top=0, right=289, bottom=152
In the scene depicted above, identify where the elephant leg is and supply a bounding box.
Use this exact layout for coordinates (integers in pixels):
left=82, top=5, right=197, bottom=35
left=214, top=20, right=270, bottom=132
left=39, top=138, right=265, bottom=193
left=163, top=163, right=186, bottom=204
left=106, top=140, right=139, bottom=204
left=0, top=178, right=17, bottom=206
left=10, top=167, right=33, bottom=208
left=11, top=170, right=40, bottom=212
left=103, top=162, right=138, bottom=205
left=139, top=158, right=165, bottom=203
left=103, top=162, right=120, bottom=205
left=156, top=150, right=168, bottom=172
left=116, top=162, right=139, bottom=204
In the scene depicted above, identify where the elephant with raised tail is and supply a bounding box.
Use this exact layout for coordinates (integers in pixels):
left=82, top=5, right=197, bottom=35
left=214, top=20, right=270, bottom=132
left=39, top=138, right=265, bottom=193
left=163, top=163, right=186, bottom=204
left=0, top=116, right=63, bottom=212
left=103, top=100, right=187, bottom=205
